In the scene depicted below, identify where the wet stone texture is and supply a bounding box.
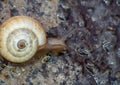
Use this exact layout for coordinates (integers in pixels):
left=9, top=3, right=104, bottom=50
left=0, top=0, right=120, bottom=85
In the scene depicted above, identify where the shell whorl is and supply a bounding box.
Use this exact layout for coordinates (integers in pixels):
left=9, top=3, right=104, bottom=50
left=0, top=16, right=46, bottom=63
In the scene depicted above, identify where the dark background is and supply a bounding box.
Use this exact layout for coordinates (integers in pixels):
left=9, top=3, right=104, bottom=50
left=0, top=0, right=120, bottom=85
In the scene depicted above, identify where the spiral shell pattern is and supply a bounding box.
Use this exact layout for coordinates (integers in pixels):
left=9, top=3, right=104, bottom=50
left=0, top=16, right=46, bottom=63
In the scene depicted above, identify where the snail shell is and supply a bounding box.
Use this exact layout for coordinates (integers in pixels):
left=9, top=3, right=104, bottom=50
left=0, top=16, right=46, bottom=63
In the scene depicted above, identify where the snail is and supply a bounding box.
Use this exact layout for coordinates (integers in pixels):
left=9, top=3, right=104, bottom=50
left=0, top=16, right=65, bottom=63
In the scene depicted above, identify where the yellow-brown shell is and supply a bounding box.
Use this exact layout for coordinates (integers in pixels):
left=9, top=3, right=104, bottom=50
left=0, top=16, right=46, bottom=63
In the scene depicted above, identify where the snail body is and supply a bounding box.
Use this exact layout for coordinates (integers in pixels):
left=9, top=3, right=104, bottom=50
left=0, top=16, right=65, bottom=63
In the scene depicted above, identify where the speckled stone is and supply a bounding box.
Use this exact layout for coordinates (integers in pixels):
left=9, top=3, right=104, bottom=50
left=0, top=0, right=120, bottom=85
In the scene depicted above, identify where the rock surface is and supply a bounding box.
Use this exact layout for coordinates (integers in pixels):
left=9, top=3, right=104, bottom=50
left=0, top=0, right=120, bottom=85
